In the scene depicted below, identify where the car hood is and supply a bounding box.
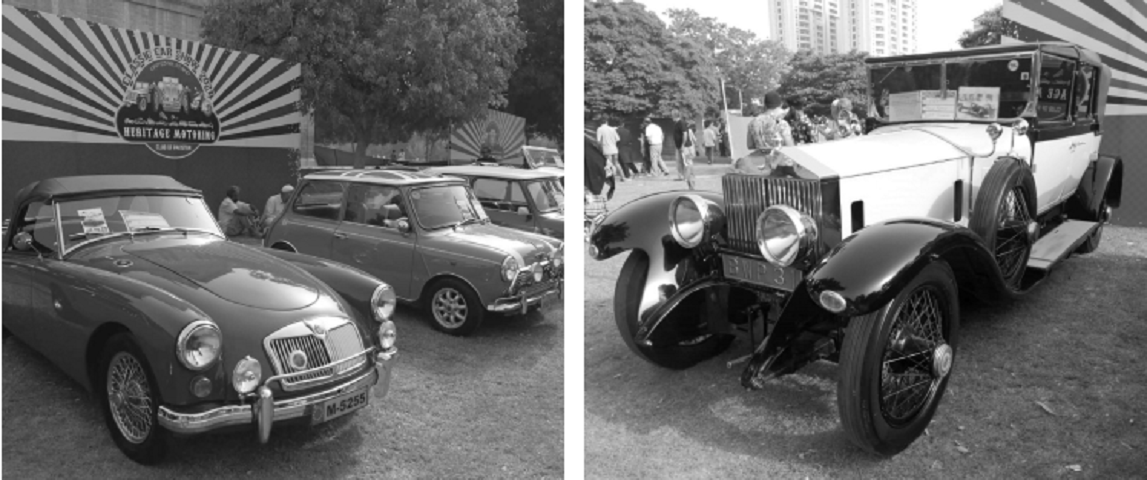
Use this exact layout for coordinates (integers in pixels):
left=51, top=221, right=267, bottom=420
left=103, top=236, right=322, bottom=310
left=779, top=123, right=993, bottom=179
left=425, top=222, right=560, bottom=265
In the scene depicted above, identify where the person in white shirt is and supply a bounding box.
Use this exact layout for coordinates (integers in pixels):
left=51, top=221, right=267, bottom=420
left=262, top=184, right=294, bottom=228
left=703, top=121, right=718, bottom=164
left=596, top=118, right=625, bottom=182
left=644, top=118, right=668, bottom=175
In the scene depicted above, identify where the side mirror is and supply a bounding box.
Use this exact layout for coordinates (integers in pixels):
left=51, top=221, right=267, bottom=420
left=12, top=231, right=34, bottom=252
left=396, top=219, right=411, bottom=234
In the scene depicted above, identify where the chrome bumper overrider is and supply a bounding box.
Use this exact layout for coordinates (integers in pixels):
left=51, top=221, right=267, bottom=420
left=488, top=281, right=563, bottom=314
left=157, top=348, right=396, bottom=440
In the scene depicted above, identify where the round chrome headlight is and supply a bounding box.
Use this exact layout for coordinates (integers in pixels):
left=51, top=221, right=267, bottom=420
left=756, top=205, right=817, bottom=267
left=501, top=256, right=520, bottom=282
left=552, top=244, right=564, bottom=269
left=379, top=320, right=397, bottom=350
left=232, top=356, right=262, bottom=394
left=669, top=195, right=719, bottom=248
left=176, top=320, right=221, bottom=371
left=371, top=283, right=397, bottom=322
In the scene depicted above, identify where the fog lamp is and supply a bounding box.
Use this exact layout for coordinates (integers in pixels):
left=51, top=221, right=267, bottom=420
left=191, top=376, right=212, bottom=398
left=232, top=356, right=262, bottom=394
left=819, top=290, right=847, bottom=313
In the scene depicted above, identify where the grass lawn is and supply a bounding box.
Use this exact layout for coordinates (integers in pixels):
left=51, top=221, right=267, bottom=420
left=3, top=275, right=564, bottom=478
left=585, top=170, right=1147, bottom=479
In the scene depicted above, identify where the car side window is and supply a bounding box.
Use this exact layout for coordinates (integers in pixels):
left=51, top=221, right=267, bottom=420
left=1037, top=54, right=1076, bottom=122
left=344, top=184, right=405, bottom=228
left=292, top=181, right=345, bottom=221
left=13, top=202, right=58, bottom=253
left=1075, top=64, right=1096, bottom=122
left=473, top=178, right=511, bottom=211
left=509, top=182, right=531, bottom=213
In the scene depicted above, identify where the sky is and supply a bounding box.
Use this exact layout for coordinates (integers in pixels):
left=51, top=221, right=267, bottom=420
left=637, top=0, right=1005, bottom=54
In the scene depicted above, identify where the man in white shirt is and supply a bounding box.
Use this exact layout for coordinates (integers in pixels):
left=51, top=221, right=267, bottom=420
left=596, top=118, right=625, bottom=182
left=644, top=118, right=668, bottom=175
left=263, top=184, right=294, bottom=228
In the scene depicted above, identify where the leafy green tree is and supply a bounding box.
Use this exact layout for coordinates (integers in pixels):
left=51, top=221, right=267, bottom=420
left=584, top=0, right=718, bottom=121
left=958, top=5, right=1009, bottom=49
left=777, top=50, right=869, bottom=117
left=505, top=0, right=563, bottom=142
left=203, top=0, right=525, bottom=168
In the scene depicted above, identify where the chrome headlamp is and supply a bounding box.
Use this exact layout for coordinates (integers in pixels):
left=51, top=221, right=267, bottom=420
left=755, top=205, right=818, bottom=267
left=370, top=283, right=397, bottom=321
left=232, top=356, right=262, bottom=394
left=501, top=256, right=520, bottom=282
left=669, top=195, right=724, bottom=249
left=552, top=244, right=564, bottom=269
left=176, top=320, right=222, bottom=371
left=379, top=320, right=397, bottom=350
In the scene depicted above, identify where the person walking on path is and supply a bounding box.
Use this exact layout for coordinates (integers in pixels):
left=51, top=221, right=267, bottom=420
left=616, top=120, right=642, bottom=179
left=734, top=91, right=794, bottom=175
left=644, top=118, right=668, bottom=175
left=680, top=121, right=699, bottom=189
left=671, top=110, right=689, bottom=180
left=596, top=118, right=625, bottom=181
left=702, top=121, right=718, bottom=164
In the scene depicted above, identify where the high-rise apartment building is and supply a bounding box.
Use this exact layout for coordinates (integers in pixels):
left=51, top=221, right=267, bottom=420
left=769, top=0, right=918, bottom=56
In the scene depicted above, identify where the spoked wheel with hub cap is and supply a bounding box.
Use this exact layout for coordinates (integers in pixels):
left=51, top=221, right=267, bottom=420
left=971, top=159, right=1037, bottom=292
left=425, top=278, right=484, bottom=336
left=99, top=333, right=169, bottom=464
left=614, top=250, right=733, bottom=369
left=838, top=260, right=959, bottom=456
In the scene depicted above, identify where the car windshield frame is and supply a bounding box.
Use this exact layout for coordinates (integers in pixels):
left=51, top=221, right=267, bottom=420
left=407, top=183, right=490, bottom=231
left=867, top=52, right=1039, bottom=126
left=521, top=146, right=564, bottom=169
left=53, top=193, right=224, bottom=256
left=523, top=179, right=564, bottom=214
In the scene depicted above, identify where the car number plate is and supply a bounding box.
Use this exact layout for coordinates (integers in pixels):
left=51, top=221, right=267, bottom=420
left=313, top=388, right=370, bottom=425
left=721, top=254, right=802, bottom=291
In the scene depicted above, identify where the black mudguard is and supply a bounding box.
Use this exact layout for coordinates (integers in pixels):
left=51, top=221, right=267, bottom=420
left=1068, top=155, right=1124, bottom=218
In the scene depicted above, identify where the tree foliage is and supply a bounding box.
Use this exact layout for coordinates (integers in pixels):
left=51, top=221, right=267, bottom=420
left=505, top=0, right=563, bottom=142
left=777, top=50, right=869, bottom=117
left=958, top=5, right=1009, bottom=49
left=203, top=0, right=525, bottom=167
left=584, top=0, right=718, bottom=121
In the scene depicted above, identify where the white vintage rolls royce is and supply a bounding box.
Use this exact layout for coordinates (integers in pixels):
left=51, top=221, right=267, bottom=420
left=588, top=42, right=1124, bottom=456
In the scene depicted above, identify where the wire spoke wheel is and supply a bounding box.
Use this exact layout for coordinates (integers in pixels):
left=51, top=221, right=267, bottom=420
left=994, top=186, right=1032, bottom=286
left=879, top=287, right=948, bottom=424
left=107, top=351, right=153, bottom=444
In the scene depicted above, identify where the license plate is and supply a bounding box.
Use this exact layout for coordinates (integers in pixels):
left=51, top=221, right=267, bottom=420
left=313, top=388, right=370, bottom=425
left=722, top=254, right=802, bottom=291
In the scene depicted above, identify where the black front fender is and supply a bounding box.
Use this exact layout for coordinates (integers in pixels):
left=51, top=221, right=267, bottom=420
left=589, top=190, right=723, bottom=264
left=806, top=218, right=1008, bottom=318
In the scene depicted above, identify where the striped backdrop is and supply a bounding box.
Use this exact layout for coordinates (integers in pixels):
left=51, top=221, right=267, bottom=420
left=2, top=5, right=301, bottom=156
left=1003, top=0, right=1147, bottom=226
left=449, top=109, right=526, bottom=162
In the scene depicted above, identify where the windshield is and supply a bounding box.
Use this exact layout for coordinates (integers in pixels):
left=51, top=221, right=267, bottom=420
left=410, top=185, right=489, bottom=230
left=58, top=194, right=222, bottom=251
left=522, top=147, right=564, bottom=168
left=524, top=179, right=564, bottom=214
left=870, top=55, right=1034, bottom=123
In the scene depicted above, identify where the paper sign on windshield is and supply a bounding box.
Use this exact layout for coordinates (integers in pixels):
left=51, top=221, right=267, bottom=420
left=119, top=210, right=171, bottom=230
left=956, top=87, right=1001, bottom=120
left=77, top=208, right=109, bottom=234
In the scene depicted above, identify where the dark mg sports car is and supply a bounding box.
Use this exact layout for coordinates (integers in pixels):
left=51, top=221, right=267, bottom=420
left=590, top=42, right=1123, bottom=455
left=2, top=176, right=398, bottom=464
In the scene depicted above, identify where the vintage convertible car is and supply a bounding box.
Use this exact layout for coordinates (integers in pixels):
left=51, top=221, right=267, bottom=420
left=264, top=169, right=564, bottom=336
left=427, top=165, right=565, bottom=239
left=1, top=175, right=398, bottom=464
left=589, top=42, right=1123, bottom=455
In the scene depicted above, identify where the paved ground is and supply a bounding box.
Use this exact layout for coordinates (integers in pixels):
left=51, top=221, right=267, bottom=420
left=585, top=169, right=1147, bottom=478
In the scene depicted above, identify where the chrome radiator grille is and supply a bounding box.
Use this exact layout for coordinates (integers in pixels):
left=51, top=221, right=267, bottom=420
left=265, top=320, right=366, bottom=391
left=722, top=175, right=823, bottom=256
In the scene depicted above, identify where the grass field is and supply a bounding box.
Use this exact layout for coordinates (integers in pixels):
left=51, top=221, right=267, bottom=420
left=585, top=168, right=1147, bottom=479
left=3, top=293, right=563, bottom=478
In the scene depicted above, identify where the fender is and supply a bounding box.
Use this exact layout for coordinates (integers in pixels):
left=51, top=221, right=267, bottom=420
left=1068, top=155, right=1123, bottom=219
left=589, top=190, right=723, bottom=322
left=806, top=218, right=1012, bottom=318
left=259, top=247, right=386, bottom=322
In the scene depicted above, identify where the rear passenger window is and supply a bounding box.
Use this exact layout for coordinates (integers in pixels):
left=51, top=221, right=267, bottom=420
left=473, top=179, right=512, bottom=211
left=292, top=181, right=345, bottom=221
left=1037, top=55, right=1076, bottom=122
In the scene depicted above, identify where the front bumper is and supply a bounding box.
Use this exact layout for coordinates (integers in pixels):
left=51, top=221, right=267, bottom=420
left=157, top=348, right=396, bottom=439
left=488, top=280, right=563, bottom=314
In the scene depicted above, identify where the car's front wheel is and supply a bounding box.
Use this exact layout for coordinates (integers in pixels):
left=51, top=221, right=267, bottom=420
left=837, top=260, right=959, bottom=456
left=99, top=333, right=169, bottom=465
left=425, top=278, right=484, bottom=336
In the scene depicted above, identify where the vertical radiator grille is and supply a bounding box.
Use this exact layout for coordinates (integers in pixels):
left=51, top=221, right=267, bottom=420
left=266, top=322, right=366, bottom=390
left=722, top=175, right=823, bottom=256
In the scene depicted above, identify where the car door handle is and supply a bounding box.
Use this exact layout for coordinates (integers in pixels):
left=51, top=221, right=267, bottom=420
left=333, top=233, right=348, bottom=240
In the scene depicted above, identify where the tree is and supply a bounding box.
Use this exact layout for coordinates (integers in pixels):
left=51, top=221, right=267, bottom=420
left=777, top=50, right=869, bottom=117
left=505, top=0, right=563, bottom=142
left=958, top=5, right=1006, bottom=49
left=584, top=0, right=718, bottom=121
left=203, top=0, right=525, bottom=168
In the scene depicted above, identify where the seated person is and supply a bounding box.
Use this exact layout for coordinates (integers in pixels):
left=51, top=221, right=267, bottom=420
left=219, top=185, right=262, bottom=238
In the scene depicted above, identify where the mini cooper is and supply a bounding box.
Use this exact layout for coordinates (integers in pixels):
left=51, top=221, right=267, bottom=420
left=515, top=146, right=565, bottom=176
left=1, top=175, right=399, bottom=464
left=589, top=42, right=1123, bottom=456
left=264, top=169, right=564, bottom=336
left=428, top=165, right=565, bottom=239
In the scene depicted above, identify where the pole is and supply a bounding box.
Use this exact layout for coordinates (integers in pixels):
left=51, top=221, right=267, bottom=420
left=720, top=76, right=734, bottom=159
